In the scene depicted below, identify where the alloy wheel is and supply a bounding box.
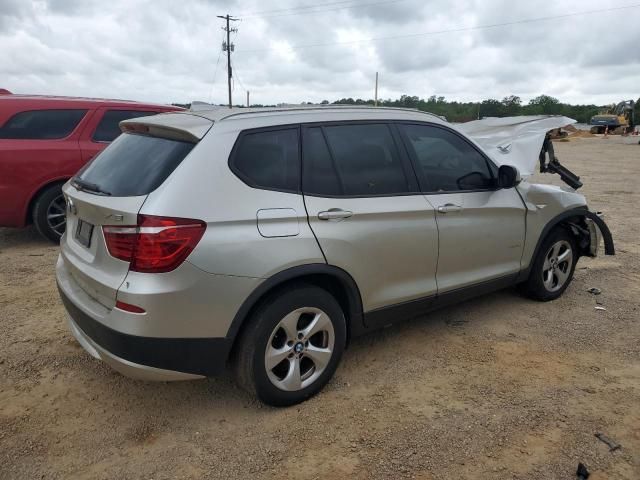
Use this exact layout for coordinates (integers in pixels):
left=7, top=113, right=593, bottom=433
left=46, top=194, right=67, bottom=238
left=542, top=240, right=573, bottom=292
left=264, top=307, right=335, bottom=391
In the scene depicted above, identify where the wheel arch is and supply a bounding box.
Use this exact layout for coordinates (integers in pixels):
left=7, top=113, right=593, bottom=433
left=226, top=264, right=365, bottom=360
left=518, top=207, right=615, bottom=282
left=25, top=178, right=69, bottom=225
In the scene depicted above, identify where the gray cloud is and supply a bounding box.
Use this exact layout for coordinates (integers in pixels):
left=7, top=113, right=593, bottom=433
left=1, top=0, right=638, bottom=105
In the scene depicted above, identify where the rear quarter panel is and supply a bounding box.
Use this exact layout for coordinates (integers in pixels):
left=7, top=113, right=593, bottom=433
left=139, top=122, right=326, bottom=279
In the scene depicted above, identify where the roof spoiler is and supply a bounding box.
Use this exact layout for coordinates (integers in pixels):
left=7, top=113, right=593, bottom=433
left=539, top=135, right=583, bottom=190
left=120, top=112, right=213, bottom=143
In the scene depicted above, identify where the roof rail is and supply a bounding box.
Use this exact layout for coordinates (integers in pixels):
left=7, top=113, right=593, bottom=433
left=215, top=105, right=446, bottom=122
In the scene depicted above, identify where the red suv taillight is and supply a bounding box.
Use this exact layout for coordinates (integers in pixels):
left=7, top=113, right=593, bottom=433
left=103, top=215, right=206, bottom=273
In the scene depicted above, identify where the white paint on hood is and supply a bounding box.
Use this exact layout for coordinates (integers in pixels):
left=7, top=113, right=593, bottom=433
left=456, top=115, right=576, bottom=176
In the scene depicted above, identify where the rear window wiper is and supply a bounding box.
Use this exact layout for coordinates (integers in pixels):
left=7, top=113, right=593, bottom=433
left=71, top=177, right=112, bottom=196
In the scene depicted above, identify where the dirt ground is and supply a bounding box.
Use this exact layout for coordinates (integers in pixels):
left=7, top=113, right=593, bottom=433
left=0, top=137, right=638, bottom=480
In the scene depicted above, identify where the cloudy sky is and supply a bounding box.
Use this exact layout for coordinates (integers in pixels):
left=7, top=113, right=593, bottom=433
left=1, top=0, right=639, bottom=106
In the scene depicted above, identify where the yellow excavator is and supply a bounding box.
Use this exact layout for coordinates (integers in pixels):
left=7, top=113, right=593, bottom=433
left=590, top=99, right=636, bottom=134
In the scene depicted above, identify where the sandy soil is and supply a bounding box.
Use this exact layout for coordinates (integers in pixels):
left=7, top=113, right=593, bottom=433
left=0, top=137, right=638, bottom=479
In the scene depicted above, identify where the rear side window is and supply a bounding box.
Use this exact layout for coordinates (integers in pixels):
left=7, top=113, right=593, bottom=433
left=75, top=133, right=194, bottom=197
left=0, top=109, right=87, bottom=139
left=231, top=128, right=300, bottom=193
left=304, top=123, right=409, bottom=196
left=92, top=110, right=157, bottom=142
left=400, top=124, right=495, bottom=192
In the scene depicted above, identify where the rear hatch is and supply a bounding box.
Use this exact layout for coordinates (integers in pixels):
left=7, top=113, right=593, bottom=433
left=61, top=113, right=212, bottom=309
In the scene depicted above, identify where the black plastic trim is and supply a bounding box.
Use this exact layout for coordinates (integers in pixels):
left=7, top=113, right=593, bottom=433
left=584, top=211, right=615, bottom=255
left=364, top=294, right=436, bottom=329
left=226, top=264, right=365, bottom=342
left=363, top=274, right=517, bottom=329
left=434, top=274, right=518, bottom=309
left=58, top=284, right=231, bottom=376
left=516, top=207, right=615, bottom=283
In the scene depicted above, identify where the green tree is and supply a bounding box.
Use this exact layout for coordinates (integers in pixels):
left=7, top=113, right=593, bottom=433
left=501, top=95, right=521, bottom=115
left=528, top=95, right=561, bottom=114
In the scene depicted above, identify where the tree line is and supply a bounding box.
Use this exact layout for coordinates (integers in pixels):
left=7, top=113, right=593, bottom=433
left=324, top=94, right=619, bottom=123
left=177, top=94, right=639, bottom=124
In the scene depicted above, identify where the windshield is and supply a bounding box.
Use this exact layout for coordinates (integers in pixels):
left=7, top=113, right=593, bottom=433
left=75, top=133, right=194, bottom=197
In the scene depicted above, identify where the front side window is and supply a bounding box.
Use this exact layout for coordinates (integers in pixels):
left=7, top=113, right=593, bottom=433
left=401, top=124, right=495, bottom=192
left=303, top=123, right=410, bottom=196
left=92, top=110, right=157, bottom=142
left=0, top=109, right=87, bottom=139
left=231, top=128, right=300, bottom=192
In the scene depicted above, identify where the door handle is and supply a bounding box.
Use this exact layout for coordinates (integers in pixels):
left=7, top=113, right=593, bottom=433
left=437, top=204, right=462, bottom=213
left=318, top=209, right=353, bottom=221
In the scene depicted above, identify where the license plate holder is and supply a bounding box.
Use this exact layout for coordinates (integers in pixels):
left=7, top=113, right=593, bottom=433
left=75, top=219, right=94, bottom=248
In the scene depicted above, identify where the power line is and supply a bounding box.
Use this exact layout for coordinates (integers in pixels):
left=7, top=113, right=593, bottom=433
left=240, top=0, right=407, bottom=19
left=239, top=0, right=372, bottom=16
left=208, top=31, right=226, bottom=103
left=231, top=59, right=247, bottom=93
left=238, top=0, right=399, bottom=18
left=237, top=3, right=640, bottom=53
left=229, top=30, right=247, bottom=94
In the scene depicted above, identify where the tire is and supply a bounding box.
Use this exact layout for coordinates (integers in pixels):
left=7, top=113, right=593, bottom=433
left=32, top=183, right=67, bottom=243
left=520, top=227, right=577, bottom=301
left=234, top=284, right=347, bottom=406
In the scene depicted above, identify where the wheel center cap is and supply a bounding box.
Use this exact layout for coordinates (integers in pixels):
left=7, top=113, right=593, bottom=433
left=294, top=342, right=304, bottom=353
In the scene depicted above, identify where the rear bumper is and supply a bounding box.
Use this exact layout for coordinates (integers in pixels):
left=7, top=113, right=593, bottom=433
left=66, top=312, right=204, bottom=381
left=58, top=284, right=232, bottom=377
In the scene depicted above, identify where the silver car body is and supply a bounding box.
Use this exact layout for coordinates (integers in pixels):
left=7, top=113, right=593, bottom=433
left=56, top=106, right=614, bottom=381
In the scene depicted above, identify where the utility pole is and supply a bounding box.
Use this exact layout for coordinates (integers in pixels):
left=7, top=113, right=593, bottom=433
left=217, top=14, right=238, bottom=108
left=374, top=72, right=379, bottom=107
left=247, top=91, right=250, bottom=107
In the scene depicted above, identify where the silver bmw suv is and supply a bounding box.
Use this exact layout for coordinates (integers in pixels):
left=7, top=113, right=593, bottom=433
left=56, top=106, right=614, bottom=406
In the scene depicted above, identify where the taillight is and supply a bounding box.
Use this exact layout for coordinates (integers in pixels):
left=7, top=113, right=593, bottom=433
left=103, top=215, right=206, bottom=273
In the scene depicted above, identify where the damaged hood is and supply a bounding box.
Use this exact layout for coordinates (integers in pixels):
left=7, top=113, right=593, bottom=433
left=456, top=116, right=576, bottom=176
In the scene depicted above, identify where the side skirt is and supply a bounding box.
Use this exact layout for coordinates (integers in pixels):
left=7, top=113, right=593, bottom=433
left=361, top=274, right=518, bottom=332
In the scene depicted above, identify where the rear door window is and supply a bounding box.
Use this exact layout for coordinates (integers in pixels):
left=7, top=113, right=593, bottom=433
left=75, top=133, right=194, bottom=196
left=92, top=110, right=157, bottom=142
left=230, top=128, right=300, bottom=193
left=303, top=123, right=410, bottom=196
left=0, top=109, right=87, bottom=139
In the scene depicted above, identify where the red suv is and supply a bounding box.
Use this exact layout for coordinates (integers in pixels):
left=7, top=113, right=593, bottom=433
left=0, top=94, right=183, bottom=241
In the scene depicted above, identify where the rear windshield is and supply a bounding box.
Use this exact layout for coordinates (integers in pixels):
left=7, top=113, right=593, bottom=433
left=75, top=133, right=194, bottom=197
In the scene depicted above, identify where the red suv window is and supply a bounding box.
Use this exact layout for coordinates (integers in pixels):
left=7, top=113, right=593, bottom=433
left=92, top=110, right=157, bottom=142
left=0, top=109, right=87, bottom=139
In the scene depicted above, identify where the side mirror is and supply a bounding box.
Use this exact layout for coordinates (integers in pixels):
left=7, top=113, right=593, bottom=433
left=498, top=165, right=521, bottom=188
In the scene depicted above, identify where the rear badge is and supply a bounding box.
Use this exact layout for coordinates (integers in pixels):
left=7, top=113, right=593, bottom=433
left=105, top=214, right=124, bottom=222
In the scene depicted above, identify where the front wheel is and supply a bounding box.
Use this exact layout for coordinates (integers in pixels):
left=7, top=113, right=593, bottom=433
left=32, top=183, right=67, bottom=243
left=234, top=285, right=346, bottom=406
left=520, top=227, right=577, bottom=301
